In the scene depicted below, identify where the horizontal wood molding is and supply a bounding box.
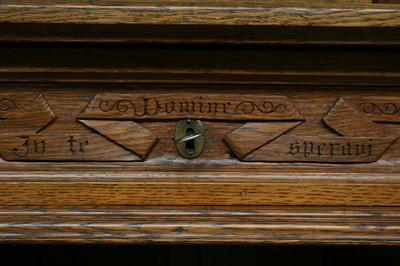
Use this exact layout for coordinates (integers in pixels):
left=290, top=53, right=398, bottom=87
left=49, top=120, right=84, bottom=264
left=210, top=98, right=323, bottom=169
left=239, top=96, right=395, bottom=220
left=1, top=69, right=399, bottom=86
left=0, top=1, right=385, bottom=7
left=1, top=4, right=400, bottom=26
left=0, top=206, right=399, bottom=244
left=1, top=44, right=399, bottom=85
left=1, top=24, right=400, bottom=45
left=1, top=180, right=400, bottom=206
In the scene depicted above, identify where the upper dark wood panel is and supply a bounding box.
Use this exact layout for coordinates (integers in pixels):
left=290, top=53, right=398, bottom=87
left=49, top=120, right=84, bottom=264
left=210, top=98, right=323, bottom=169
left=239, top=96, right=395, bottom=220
left=2, top=24, right=399, bottom=46
left=1, top=1, right=399, bottom=46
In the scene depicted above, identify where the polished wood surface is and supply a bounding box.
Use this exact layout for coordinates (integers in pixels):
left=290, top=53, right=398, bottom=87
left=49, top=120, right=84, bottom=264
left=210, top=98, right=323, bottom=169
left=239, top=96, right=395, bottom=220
left=0, top=0, right=399, bottom=244
left=1, top=207, right=400, bottom=244
left=1, top=0, right=400, bottom=26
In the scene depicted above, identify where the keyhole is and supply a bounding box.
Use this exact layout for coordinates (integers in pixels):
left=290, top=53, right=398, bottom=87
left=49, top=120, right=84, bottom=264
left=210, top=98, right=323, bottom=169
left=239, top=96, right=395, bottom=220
left=175, top=119, right=204, bottom=159
left=186, top=128, right=195, bottom=150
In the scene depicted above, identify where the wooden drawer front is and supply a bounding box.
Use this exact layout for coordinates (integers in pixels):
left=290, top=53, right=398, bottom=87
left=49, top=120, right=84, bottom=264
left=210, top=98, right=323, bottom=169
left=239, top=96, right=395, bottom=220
left=0, top=85, right=400, bottom=207
left=1, top=12, right=399, bottom=242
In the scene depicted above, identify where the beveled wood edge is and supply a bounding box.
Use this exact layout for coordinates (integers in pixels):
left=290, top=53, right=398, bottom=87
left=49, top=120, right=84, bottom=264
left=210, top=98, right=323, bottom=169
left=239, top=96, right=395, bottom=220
left=0, top=206, right=399, bottom=244
left=1, top=69, right=399, bottom=86
left=1, top=4, right=399, bottom=26
left=0, top=1, right=398, bottom=8
left=1, top=171, right=400, bottom=183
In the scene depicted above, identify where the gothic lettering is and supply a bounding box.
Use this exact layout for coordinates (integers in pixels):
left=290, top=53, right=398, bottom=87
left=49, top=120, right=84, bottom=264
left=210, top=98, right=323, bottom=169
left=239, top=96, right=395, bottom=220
left=92, top=97, right=287, bottom=118
left=287, top=141, right=373, bottom=158
left=13, top=136, right=29, bottom=158
left=68, top=136, right=89, bottom=153
left=13, top=136, right=46, bottom=158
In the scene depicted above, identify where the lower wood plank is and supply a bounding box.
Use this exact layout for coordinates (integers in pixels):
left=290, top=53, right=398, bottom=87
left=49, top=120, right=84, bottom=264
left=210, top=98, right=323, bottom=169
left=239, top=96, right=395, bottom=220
left=0, top=206, right=399, bottom=244
left=0, top=181, right=399, bottom=206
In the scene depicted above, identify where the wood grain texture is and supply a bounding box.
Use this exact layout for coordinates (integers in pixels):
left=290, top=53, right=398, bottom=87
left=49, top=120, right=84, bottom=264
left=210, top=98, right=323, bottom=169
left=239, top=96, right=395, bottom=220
left=0, top=206, right=399, bottom=244
left=0, top=180, right=400, bottom=206
left=2, top=87, right=400, bottom=209
left=0, top=133, right=143, bottom=161
left=225, top=97, right=397, bottom=162
left=245, top=135, right=395, bottom=162
left=346, top=96, right=400, bottom=122
left=323, top=97, right=390, bottom=136
left=0, top=1, right=399, bottom=244
left=2, top=89, right=400, bottom=163
left=0, top=0, right=378, bottom=7
left=79, top=120, right=158, bottom=159
left=224, top=122, right=303, bottom=159
left=1, top=4, right=399, bottom=26
left=1, top=85, right=400, bottom=168
left=0, top=93, right=56, bottom=134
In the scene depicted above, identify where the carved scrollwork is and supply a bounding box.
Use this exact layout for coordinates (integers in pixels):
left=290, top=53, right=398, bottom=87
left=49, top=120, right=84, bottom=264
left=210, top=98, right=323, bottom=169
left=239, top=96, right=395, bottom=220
left=86, top=95, right=296, bottom=120
left=359, top=102, right=400, bottom=115
left=0, top=99, right=17, bottom=112
left=93, top=100, right=137, bottom=113
left=234, top=101, right=286, bottom=114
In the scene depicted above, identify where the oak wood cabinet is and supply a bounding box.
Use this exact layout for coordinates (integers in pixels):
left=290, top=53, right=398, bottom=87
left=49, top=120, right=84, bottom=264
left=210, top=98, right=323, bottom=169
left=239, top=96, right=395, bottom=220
left=0, top=0, right=400, bottom=245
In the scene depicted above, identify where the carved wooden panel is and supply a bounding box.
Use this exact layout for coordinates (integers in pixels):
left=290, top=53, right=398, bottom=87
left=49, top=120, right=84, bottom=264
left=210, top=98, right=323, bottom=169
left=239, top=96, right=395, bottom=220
left=0, top=2, right=399, bottom=244
left=1, top=86, right=400, bottom=212
left=228, top=97, right=397, bottom=162
left=1, top=89, right=399, bottom=164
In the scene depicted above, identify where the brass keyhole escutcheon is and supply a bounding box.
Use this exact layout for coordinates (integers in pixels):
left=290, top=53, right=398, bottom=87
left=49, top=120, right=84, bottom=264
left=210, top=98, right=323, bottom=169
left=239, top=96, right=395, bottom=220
left=175, top=119, right=205, bottom=159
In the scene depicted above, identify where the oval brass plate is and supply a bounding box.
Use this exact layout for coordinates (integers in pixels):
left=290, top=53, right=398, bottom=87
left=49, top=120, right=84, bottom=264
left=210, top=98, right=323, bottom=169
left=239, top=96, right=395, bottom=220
left=175, top=119, right=205, bottom=159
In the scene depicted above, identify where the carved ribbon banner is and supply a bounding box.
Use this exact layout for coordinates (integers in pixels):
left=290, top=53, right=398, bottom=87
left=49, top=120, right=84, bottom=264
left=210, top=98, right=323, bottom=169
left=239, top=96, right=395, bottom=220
left=0, top=93, right=56, bottom=134
left=224, top=97, right=398, bottom=163
left=0, top=93, right=154, bottom=161
left=0, top=134, right=142, bottom=161
left=1, top=93, right=398, bottom=163
left=343, top=96, right=400, bottom=122
left=1, top=93, right=301, bottom=162
left=79, top=94, right=303, bottom=121
left=77, top=93, right=303, bottom=161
